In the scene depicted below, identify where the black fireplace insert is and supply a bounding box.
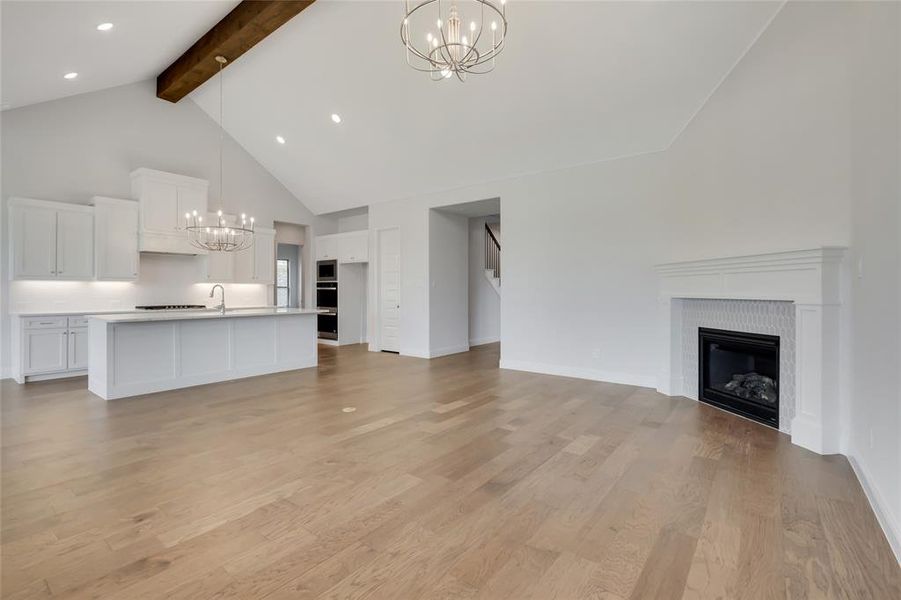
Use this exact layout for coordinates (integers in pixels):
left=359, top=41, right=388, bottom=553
left=698, top=327, right=779, bottom=428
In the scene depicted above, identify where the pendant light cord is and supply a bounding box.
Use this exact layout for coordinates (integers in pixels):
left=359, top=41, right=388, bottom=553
left=218, top=57, right=224, bottom=216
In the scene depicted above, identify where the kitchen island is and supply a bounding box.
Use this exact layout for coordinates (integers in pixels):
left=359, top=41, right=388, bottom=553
left=88, top=308, right=321, bottom=400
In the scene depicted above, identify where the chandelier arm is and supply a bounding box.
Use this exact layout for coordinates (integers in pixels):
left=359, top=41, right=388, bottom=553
left=401, top=0, right=506, bottom=81
left=460, top=24, right=484, bottom=65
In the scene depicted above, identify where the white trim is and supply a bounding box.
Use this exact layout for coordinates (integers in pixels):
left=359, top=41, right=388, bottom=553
left=656, top=247, right=847, bottom=455
left=428, top=344, right=470, bottom=359
left=373, top=227, right=401, bottom=354
left=23, top=370, right=87, bottom=382
left=500, top=359, right=656, bottom=389
left=848, top=454, right=901, bottom=565
left=469, top=336, right=499, bottom=347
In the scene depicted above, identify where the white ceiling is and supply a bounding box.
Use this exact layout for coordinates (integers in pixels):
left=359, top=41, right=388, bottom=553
left=191, top=0, right=783, bottom=214
left=1, top=1, right=783, bottom=215
left=0, top=0, right=237, bottom=109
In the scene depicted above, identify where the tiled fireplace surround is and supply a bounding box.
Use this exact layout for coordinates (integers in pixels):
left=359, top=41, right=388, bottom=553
left=656, top=248, right=846, bottom=455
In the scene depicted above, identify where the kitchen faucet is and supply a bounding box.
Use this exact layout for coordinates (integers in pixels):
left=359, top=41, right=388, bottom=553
left=209, top=284, right=225, bottom=314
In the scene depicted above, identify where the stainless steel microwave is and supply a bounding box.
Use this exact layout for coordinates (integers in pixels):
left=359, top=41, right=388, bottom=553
left=317, top=260, right=337, bottom=281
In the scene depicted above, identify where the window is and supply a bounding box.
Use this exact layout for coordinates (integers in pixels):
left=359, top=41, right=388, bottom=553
left=276, top=259, right=289, bottom=307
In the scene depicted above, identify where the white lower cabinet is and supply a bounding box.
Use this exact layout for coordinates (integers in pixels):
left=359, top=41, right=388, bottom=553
left=23, top=329, right=68, bottom=374
left=67, top=327, right=89, bottom=370
left=16, top=315, right=92, bottom=381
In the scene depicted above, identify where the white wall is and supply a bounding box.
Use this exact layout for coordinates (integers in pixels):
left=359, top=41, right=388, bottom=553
left=844, top=1, right=901, bottom=559
left=0, top=80, right=335, bottom=376
left=469, top=217, right=500, bottom=346
left=428, top=209, right=469, bottom=357
left=338, top=211, right=369, bottom=233
left=364, top=1, right=899, bottom=554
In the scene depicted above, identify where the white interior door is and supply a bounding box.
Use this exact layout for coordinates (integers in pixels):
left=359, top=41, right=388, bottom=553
left=378, top=228, right=400, bottom=352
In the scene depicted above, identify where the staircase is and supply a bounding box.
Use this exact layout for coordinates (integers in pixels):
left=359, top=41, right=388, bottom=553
left=484, top=223, right=501, bottom=295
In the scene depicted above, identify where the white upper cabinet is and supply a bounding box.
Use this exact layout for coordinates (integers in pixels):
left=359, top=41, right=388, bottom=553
left=315, top=231, right=369, bottom=263
left=338, top=231, right=369, bottom=263
left=315, top=235, right=339, bottom=261
left=131, top=168, right=208, bottom=254
left=56, top=210, right=95, bottom=279
left=254, top=230, right=275, bottom=284
left=176, top=186, right=206, bottom=222
left=140, top=179, right=177, bottom=233
left=233, top=242, right=254, bottom=283
left=9, top=198, right=94, bottom=280
left=232, top=228, right=275, bottom=284
left=93, top=197, right=139, bottom=281
left=204, top=250, right=235, bottom=282
left=10, top=201, right=57, bottom=279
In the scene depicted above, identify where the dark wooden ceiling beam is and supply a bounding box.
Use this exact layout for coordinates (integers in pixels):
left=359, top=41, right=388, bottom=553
left=157, top=0, right=315, bottom=103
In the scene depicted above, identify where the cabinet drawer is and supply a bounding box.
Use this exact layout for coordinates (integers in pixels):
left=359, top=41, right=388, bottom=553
left=23, top=317, right=68, bottom=329
left=68, top=316, right=90, bottom=327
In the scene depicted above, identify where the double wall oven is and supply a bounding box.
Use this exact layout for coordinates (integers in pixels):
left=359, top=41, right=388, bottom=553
left=316, top=260, right=338, bottom=340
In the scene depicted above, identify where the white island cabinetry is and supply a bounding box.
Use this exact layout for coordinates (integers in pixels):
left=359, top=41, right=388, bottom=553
left=88, top=308, right=319, bottom=400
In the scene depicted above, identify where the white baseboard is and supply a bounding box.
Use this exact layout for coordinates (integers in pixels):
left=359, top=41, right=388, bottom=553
left=847, top=453, right=901, bottom=564
left=427, top=344, right=470, bottom=358
left=469, top=336, right=500, bottom=347
left=499, top=359, right=656, bottom=389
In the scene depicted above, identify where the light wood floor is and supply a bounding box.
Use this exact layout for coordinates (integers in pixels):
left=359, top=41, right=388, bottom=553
left=2, top=343, right=898, bottom=599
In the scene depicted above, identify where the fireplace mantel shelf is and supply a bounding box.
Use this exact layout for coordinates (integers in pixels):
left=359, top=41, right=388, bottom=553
left=655, top=247, right=846, bottom=306
left=655, top=247, right=847, bottom=455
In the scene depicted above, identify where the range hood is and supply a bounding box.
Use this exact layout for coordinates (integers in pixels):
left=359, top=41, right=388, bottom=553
left=131, top=168, right=209, bottom=256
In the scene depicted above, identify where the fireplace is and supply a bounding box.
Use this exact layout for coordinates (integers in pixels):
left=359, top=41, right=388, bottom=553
left=698, top=327, right=780, bottom=428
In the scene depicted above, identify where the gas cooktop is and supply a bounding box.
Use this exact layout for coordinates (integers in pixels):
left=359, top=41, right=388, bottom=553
left=135, top=305, right=207, bottom=311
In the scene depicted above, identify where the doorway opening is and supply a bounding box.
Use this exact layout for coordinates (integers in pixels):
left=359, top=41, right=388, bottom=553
left=430, top=197, right=501, bottom=361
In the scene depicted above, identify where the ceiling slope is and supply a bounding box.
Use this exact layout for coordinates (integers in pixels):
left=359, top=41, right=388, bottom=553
left=0, top=0, right=239, bottom=110
left=190, top=0, right=784, bottom=214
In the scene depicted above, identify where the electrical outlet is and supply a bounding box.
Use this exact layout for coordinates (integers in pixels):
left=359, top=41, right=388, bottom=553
left=591, top=348, right=602, bottom=360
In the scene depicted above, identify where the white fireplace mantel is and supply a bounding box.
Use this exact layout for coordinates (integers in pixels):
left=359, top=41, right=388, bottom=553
left=655, top=247, right=846, bottom=455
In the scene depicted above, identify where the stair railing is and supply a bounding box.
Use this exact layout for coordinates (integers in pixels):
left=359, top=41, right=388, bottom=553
left=485, top=223, right=500, bottom=280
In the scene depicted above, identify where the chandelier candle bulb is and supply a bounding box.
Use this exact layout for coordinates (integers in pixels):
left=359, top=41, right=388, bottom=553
left=402, top=0, right=507, bottom=81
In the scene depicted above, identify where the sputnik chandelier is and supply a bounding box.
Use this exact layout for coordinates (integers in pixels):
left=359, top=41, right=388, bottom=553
left=401, top=0, right=508, bottom=81
left=184, top=55, right=255, bottom=252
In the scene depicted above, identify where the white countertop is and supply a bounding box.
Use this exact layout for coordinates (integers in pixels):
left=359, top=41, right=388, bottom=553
left=11, top=306, right=307, bottom=317
left=13, top=309, right=153, bottom=317
left=90, top=307, right=323, bottom=324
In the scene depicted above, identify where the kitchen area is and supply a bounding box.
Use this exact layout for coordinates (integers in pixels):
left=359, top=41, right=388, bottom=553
left=313, top=228, right=369, bottom=347
left=3, top=168, right=371, bottom=400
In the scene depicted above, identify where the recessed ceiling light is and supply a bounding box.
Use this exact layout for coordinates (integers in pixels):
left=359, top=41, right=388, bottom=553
left=331, top=113, right=342, bottom=124
left=96, top=22, right=113, bottom=31
left=275, top=135, right=286, bottom=144
left=63, top=72, right=78, bottom=80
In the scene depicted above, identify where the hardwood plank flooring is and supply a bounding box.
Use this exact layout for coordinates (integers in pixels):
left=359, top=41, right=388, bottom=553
left=1, top=343, right=898, bottom=599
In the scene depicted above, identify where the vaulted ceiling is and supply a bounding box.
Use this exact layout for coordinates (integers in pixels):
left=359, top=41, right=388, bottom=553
left=2, top=1, right=783, bottom=215
left=0, top=1, right=238, bottom=109
left=190, top=0, right=782, bottom=214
